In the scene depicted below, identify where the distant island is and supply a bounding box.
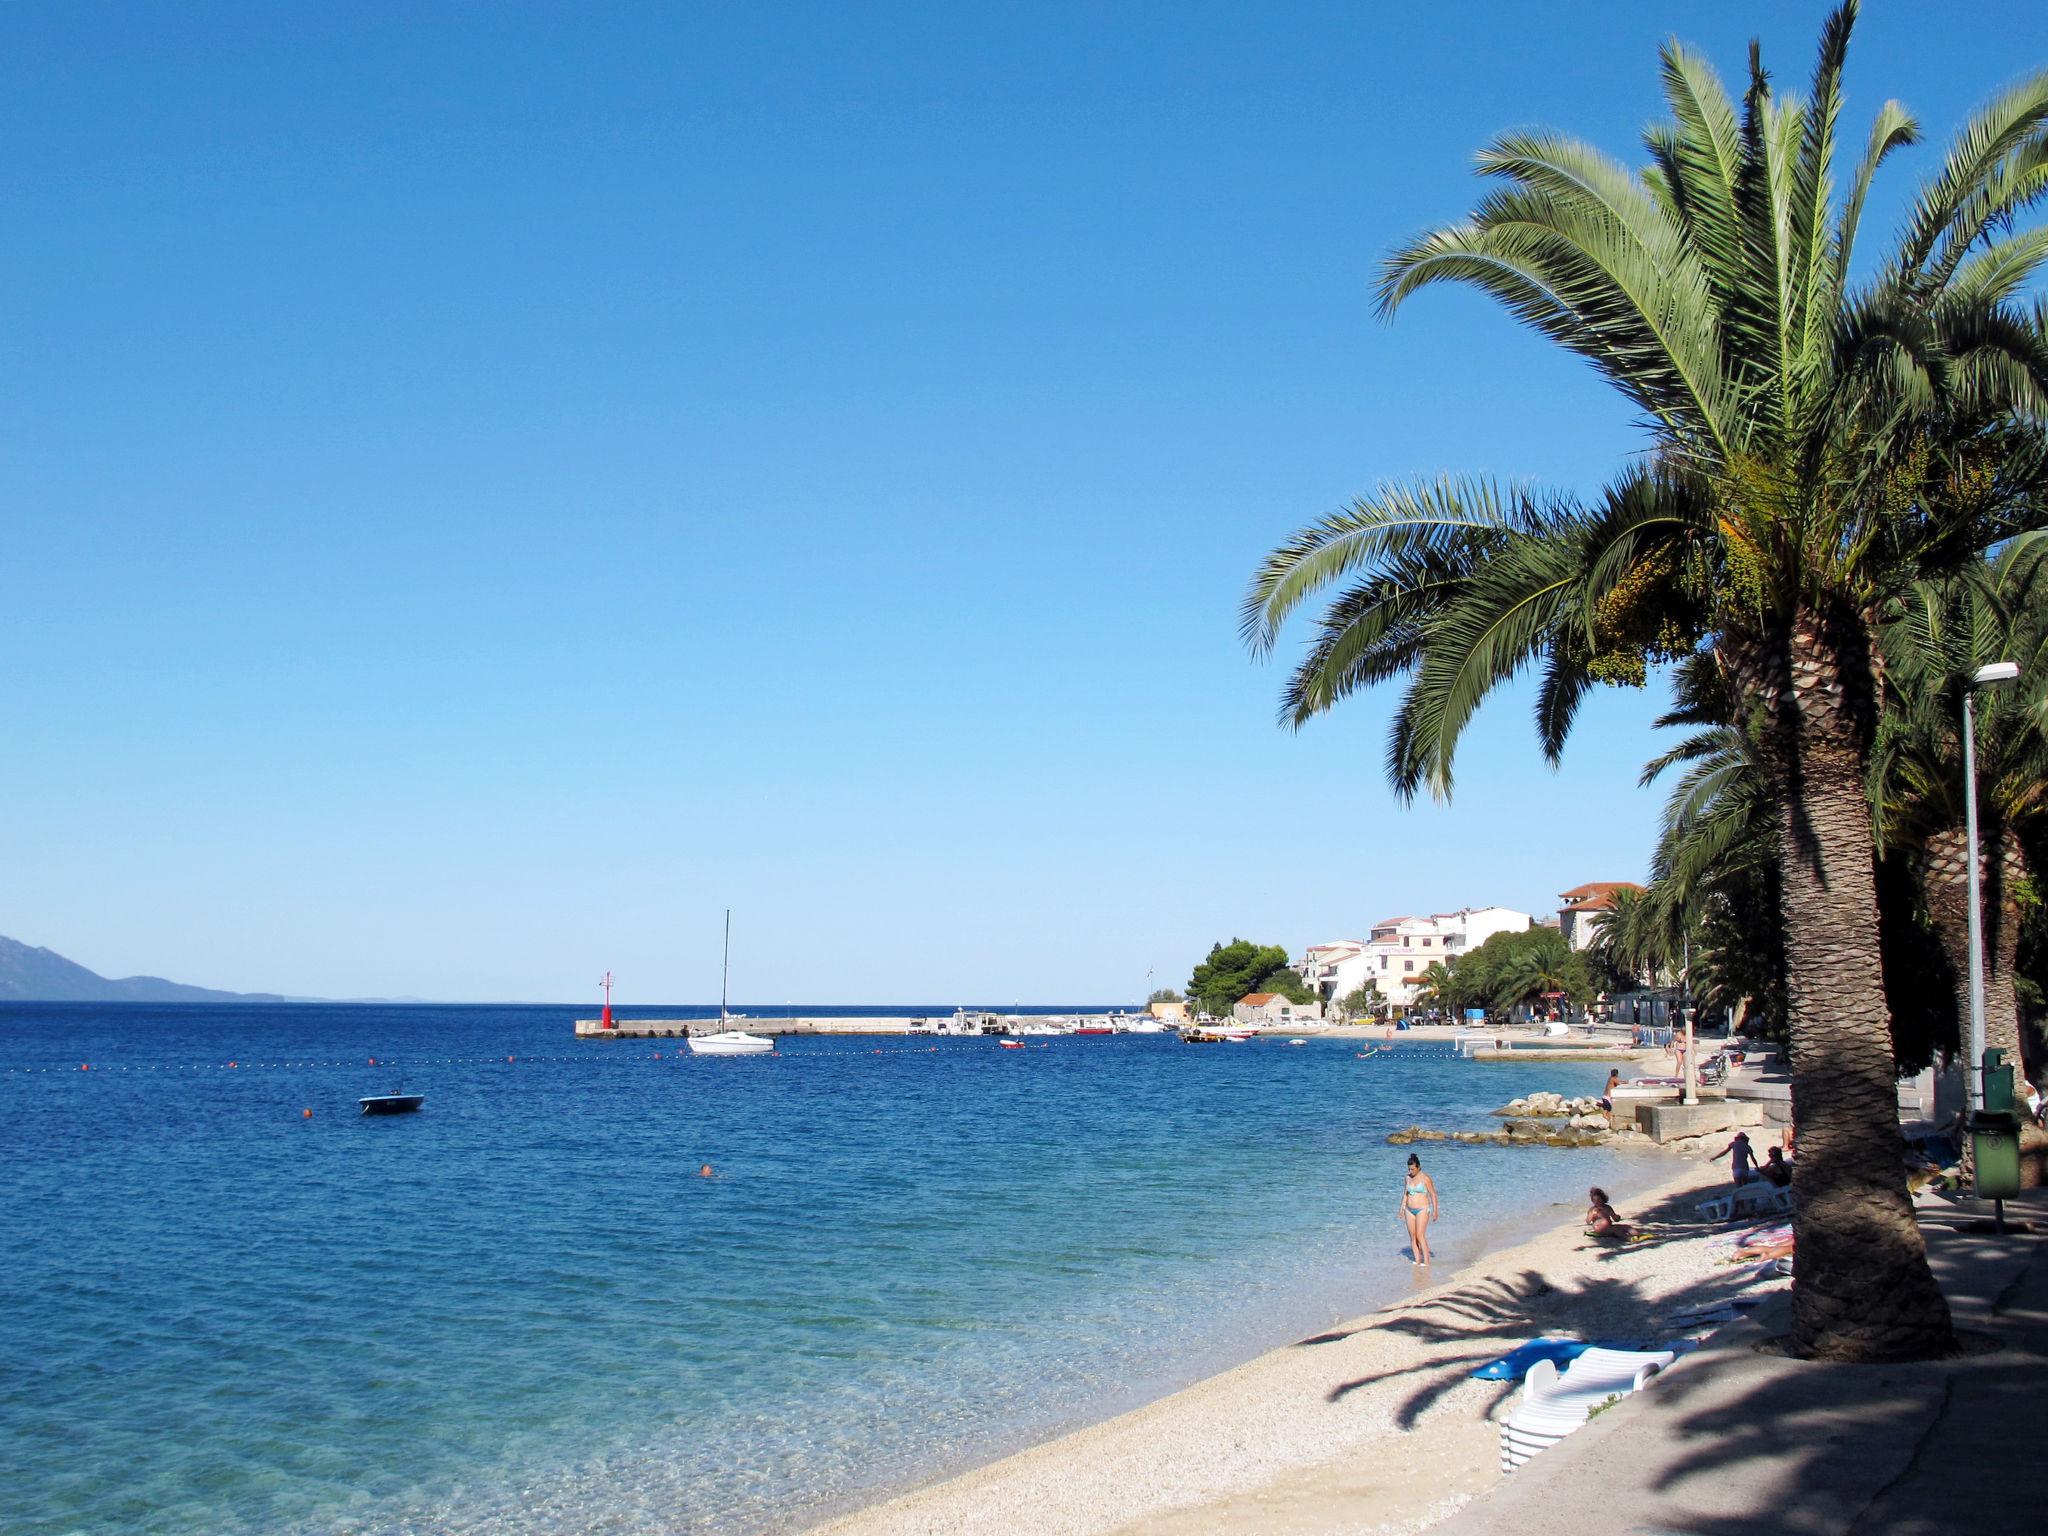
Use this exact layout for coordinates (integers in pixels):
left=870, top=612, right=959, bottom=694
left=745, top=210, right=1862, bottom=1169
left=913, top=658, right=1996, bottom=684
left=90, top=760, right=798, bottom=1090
left=0, top=935, right=289, bottom=1003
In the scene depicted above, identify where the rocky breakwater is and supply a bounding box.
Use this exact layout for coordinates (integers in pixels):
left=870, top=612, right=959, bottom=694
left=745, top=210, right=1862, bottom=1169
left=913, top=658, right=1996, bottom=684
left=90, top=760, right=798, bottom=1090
left=1386, top=1088, right=1631, bottom=1149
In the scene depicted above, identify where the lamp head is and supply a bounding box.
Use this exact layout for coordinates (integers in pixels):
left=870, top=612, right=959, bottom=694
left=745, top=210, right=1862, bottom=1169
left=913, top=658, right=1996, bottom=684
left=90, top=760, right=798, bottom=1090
left=1972, top=661, right=2021, bottom=687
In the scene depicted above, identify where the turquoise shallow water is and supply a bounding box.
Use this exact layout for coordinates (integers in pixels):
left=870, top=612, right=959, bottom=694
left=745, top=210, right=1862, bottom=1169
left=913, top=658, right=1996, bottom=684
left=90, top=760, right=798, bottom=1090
left=0, top=1005, right=1662, bottom=1536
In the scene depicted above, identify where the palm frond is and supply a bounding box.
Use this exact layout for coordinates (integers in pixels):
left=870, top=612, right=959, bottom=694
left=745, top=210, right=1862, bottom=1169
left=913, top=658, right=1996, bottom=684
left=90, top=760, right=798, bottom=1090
left=1896, top=70, right=2048, bottom=280
left=1240, top=477, right=1521, bottom=659
left=1838, top=99, right=1921, bottom=282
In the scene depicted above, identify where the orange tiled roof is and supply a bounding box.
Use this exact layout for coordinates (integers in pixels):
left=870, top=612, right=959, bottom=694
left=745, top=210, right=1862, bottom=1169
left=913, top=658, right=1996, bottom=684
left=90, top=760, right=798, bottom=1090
left=1562, top=881, right=1644, bottom=912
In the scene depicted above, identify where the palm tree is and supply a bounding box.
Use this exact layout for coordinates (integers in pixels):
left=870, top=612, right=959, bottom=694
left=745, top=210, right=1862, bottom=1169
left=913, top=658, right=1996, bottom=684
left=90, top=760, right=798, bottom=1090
left=1873, top=538, right=2048, bottom=1075
left=1499, top=950, right=1574, bottom=1018
left=1243, top=4, right=2048, bottom=1359
left=1586, top=884, right=1674, bottom=991
left=1409, top=961, right=1456, bottom=1015
left=1635, top=653, right=1787, bottom=1031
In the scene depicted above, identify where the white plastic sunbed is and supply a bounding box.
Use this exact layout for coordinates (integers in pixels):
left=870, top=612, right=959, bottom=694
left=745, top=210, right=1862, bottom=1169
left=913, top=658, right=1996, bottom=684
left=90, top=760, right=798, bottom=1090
left=1695, top=1182, right=1794, bottom=1221
left=1499, top=1346, right=1677, bottom=1471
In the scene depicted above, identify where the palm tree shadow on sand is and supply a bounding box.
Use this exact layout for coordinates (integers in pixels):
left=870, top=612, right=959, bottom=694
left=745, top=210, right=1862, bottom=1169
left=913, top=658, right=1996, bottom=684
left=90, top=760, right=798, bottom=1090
left=1287, top=1192, right=2045, bottom=1535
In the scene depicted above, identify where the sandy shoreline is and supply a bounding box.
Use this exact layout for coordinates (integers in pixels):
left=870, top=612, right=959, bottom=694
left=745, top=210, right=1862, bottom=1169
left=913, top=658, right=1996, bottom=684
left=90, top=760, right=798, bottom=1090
left=806, top=1155, right=1754, bottom=1536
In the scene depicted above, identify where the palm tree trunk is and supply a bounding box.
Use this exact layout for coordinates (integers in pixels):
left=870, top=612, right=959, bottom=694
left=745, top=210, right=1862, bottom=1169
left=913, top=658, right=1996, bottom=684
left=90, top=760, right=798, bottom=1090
left=1921, top=825, right=1976, bottom=1059
left=1921, top=831, right=2042, bottom=1187
left=1995, top=842, right=2047, bottom=1188
left=1986, top=839, right=2025, bottom=1070
left=1755, top=612, right=1953, bottom=1360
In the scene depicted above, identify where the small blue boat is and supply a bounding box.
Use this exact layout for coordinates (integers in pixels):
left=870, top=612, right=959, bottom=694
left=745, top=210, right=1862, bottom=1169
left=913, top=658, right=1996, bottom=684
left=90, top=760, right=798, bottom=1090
left=359, top=1092, right=424, bottom=1116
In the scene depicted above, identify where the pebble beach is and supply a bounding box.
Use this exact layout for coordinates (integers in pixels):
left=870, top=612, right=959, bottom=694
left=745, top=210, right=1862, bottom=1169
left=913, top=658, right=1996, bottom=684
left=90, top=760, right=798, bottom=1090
left=809, top=1159, right=1757, bottom=1536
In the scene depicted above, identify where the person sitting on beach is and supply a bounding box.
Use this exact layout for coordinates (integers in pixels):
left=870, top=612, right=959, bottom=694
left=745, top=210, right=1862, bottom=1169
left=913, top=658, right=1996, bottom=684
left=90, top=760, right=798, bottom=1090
left=1584, top=1187, right=1631, bottom=1241
left=1759, top=1146, right=1792, bottom=1188
left=1710, top=1130, right=1757, bottom=1187
left=1398, top=1153, right=1440, bottom=1266
left=1732, top=1222, right=1794, bottom=1263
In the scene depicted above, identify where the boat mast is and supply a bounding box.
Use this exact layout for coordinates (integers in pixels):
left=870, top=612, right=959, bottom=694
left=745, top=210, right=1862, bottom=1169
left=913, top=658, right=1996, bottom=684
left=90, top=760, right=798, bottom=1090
left=720, top=908, right=731, bottom=1027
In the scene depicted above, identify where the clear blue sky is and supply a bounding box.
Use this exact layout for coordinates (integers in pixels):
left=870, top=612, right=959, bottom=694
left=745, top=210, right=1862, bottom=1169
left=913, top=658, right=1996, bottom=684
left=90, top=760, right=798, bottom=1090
left=4, top=3, right=2038, bottom=1002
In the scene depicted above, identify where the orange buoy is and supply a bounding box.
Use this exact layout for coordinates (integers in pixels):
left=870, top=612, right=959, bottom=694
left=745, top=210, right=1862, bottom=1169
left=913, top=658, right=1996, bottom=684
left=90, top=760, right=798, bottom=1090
left=302, top=1108, right=312, bottom=1119
left=229, top=1060, right=238, bottom=1068
left=506, top=1055, right=515, bottom=1063
left=368, top=1057, right=377, bottom=1066
left=80, top=1063, right=90, bottom=1071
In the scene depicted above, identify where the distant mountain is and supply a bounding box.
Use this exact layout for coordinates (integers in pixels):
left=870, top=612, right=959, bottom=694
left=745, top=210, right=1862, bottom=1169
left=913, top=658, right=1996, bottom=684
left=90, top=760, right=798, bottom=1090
left=0, top=935, right=289, bottom=1003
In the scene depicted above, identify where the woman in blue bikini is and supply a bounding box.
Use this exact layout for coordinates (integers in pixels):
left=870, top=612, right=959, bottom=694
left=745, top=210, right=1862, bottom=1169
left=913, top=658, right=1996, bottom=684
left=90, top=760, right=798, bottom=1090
left=1399, top=1153, right=1440, bottom=1266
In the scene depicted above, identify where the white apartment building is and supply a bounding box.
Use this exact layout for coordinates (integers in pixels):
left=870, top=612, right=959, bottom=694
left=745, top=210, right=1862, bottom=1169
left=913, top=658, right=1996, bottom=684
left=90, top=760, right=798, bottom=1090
left=1298, top=941, right=1372, bottom=1007
left=1298, top=906, right=1534, bottom=1013
left=1437, top=905, right=1536, bottom=961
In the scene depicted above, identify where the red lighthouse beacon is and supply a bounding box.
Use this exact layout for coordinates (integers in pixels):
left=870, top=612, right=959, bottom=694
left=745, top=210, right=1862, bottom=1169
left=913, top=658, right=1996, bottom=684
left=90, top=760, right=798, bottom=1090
left=600, top=971, right=616, bottom=1029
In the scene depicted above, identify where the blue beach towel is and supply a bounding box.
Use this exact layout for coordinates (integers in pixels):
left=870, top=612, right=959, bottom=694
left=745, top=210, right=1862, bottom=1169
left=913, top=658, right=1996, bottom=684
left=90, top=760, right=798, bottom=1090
left=1470, top=1337, right=1592, bottom=1381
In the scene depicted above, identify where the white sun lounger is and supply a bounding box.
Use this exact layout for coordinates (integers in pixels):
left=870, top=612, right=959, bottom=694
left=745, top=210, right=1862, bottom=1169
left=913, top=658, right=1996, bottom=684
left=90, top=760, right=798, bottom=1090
left=1696, top=1183, right=1794, bottom=1221
left=1499, top=1346, right=1677, bottom=1471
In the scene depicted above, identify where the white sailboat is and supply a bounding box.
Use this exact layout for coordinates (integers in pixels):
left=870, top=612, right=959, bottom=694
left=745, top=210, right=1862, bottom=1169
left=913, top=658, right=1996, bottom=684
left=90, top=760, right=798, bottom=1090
left=687, top=911, right=776, bottom=1056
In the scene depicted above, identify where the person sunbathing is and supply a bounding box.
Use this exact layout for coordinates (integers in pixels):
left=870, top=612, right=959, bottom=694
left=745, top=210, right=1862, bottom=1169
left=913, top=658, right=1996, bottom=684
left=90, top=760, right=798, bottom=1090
left=1731, top=1222, right=1794, bottom=1263
left=1584, top=1187, right=1633, bottom=1241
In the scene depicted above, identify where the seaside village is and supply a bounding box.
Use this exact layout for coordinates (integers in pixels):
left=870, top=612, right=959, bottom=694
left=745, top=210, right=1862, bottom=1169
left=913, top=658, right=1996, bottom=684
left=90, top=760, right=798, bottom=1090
left=1222, top=883, right=1634, bottom=1029
left=1197, top=881, right=1843, bottom=1160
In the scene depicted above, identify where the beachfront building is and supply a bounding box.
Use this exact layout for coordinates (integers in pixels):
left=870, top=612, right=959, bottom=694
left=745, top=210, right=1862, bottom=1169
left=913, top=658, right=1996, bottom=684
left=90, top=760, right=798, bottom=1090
left=1298, top=907, right=1536, bottom=1014
left=1366, top=916, right=1448, bottom=1010
left=1370, top=907, right=1536, bottom=1011
left=1297, top=941, right=1372, bottom=1007
left=1435, top=905, right=1535, bottom=962
left=1232, top=993, right=1323, bottom=1027
left=1557, top=882, right=1644, bottom=951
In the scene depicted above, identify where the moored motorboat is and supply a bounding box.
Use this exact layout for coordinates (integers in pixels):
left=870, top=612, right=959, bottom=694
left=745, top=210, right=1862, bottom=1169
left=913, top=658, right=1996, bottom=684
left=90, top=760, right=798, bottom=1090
left=359, top=1092, right=424, bottom=1115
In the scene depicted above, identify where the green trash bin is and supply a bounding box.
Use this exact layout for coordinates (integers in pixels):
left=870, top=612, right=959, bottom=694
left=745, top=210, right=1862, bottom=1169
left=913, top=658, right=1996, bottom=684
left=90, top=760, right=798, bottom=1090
left=1974, top=1049, right=2022, bottom=1200
left=1972, top=1112, right=2022, bottom=1199
left=1982, top=1048, right=2017, bottom=1114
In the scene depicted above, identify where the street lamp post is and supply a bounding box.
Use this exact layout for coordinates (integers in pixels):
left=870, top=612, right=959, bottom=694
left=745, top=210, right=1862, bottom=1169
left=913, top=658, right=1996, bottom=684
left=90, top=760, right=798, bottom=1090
left=1963, top=660, right=2020, bottom=1120
left=1679, top=936, right=1696, bottom=1107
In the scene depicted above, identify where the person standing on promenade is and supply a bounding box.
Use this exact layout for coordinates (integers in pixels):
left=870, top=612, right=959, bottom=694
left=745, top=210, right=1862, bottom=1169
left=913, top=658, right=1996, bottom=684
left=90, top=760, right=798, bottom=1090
left=1399, top=1154, right=1440, bottom=1266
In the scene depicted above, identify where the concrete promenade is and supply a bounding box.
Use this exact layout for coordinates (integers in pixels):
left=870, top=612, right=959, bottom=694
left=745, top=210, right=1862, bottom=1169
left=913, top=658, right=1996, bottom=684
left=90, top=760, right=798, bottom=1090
left=1434, top=1188, right=2047, bottom=1536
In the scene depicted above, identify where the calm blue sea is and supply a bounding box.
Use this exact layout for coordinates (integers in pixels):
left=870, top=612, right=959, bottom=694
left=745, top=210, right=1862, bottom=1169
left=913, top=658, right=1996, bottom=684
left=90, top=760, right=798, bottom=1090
left=0, top=1005, right=1662, bottom=1536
